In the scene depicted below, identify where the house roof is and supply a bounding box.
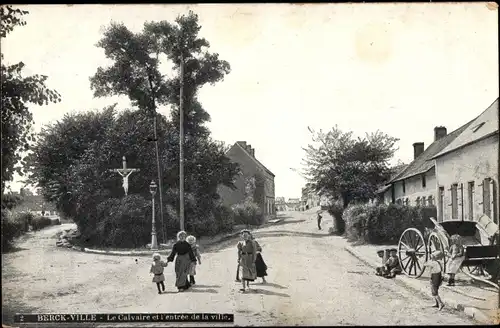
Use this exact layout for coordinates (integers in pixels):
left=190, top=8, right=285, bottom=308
left=376, top=164, right=408, bottom=194
left=388, top=120, right=475, bottom=183
left=233, top=142, right=275, bottom=177
left=432, top=98, right=499, bottom=159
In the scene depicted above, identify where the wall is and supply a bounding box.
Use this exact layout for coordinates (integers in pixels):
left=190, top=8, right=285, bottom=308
left=392, top=169, right=437, bottom=206
left=435, top=134, right=499, bottom=223
left=217, top=144, right=275, bottom=219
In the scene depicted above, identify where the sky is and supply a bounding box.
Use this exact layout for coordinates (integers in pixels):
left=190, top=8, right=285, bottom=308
left=2, top=3, right=499, bottom=200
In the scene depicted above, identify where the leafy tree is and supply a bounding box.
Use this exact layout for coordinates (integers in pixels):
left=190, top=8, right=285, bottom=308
left=89, top=11, right=237, bottom=234
left=303, top=125, right=399, bottom=209
left=1, top=6, right=61, bottom=194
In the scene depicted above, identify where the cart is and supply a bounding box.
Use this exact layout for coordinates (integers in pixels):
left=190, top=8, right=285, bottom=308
left=397, top=216, right=499, bottom=289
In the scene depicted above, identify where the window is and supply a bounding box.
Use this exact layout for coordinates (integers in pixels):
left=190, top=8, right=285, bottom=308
left=438, top=187, right=445, bottom=221
left=482, top=178, right=491, bottom=218
left=428, top=195, right=433, bottom=206
left=422, top=197, right=427, bottom=206
left=472, top=122, right=485, bottom=133
left=402, top=180, right=406, bottom=194
left=404, top=198, right=409, bottom=206
left=416, top=197, right=421, bottom=207
left=422, top=174, right=426, bottom=188
left=468, top=181, right=475, bottom=221
left=451, top=184, right=458, bottom=220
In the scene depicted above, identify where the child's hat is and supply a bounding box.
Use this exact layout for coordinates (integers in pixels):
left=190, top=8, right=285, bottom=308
left=186, top=235, right=196, bottom=244
left=152, top=253, right=161, bottom=260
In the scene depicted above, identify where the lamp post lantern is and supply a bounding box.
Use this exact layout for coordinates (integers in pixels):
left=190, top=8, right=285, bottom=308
left=149, top=180, right=159, bottom=251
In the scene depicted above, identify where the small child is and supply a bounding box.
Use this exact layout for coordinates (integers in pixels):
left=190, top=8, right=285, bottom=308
left=186, top=235, right=201, bottom=285
left=446, top=234, right=465, bottom=286
left=379, top=249, right=401, bottom=278
left=423, top=251, right=445, bottom=310
left=150, top=253, right=168, bottom=294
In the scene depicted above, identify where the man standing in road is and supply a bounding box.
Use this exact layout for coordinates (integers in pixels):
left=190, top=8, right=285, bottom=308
left=317, top=211, right=323, bottom=230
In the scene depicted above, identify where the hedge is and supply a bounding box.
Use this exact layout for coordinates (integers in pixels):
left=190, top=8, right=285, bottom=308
left=2, top=209, right=26, bottom=250
left=344, top=203, right=436, bottom=244
left=31, top=215, right=52, bottom=231
left=232, top=201, right=263, bottom=226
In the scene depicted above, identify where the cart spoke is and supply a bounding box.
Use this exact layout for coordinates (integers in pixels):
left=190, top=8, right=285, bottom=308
left=416, top=242, right=424, bottom=252
left=400, top=255, right=410, bottom=263
left=403, top=257, right=412, bottom=271
left=415, top=258, right=422, bottom=272
left=400, top=241, right=410, bottom=250
left=408, top=259, right=415, bottom=275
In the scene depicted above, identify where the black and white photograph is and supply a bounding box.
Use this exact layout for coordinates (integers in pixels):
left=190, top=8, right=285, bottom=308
left=1, top=3, right=499, bottom=327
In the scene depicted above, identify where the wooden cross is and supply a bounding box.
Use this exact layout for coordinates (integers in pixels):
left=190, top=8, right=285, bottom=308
left=109, top=156, right=140, bottom=196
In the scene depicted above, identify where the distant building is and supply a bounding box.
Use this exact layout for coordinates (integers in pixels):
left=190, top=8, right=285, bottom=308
left=431, top=98, right=498, bottom=223
left=287, top=198, right=301, bottom=211
left=275, top=197, right=287, bottom=212
left=218, top=141, right=276, bottom=221
left=11, top=193, right=58, bottom=216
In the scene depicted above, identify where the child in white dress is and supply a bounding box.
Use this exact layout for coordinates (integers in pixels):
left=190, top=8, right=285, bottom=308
left=186, top=235, right=202, bottom=285
left=150, top=253, right=168, bottom=294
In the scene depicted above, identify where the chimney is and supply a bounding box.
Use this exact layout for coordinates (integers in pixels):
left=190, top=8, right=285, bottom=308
left=434, top=126, right=447, bottom=141
left=247, top=144, right=255, bottom=157
left=413, top=142, right=425, bottom=159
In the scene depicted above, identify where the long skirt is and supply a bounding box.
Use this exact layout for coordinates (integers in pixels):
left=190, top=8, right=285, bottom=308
left=446, top=256, right=465, bottom=274
left=255, top=253, right=268, bottom=277
left=174, top=253, right=192, bottom=289
left=239, top=254, right=257, bottom=281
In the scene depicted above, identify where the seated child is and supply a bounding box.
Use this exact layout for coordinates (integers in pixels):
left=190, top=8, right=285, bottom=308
left=376, top=249, right=401, bottom=278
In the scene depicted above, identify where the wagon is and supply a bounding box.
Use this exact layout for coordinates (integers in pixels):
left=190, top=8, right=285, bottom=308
left=397, top=216, right=499, bottom=289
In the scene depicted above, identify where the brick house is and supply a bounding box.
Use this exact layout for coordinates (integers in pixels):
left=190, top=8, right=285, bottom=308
left=218, top=141, right=276, bottom=221
left=431, top=98, right=498, bottom=223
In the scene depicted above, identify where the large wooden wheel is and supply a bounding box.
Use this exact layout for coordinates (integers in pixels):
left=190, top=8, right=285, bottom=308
left=398, top=228, right=428, bottom=278
left=428, top=232, right=447, bottom=274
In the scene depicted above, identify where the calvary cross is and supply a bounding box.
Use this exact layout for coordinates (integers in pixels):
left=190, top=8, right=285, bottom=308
left=109, top=156, right=140, bottom=196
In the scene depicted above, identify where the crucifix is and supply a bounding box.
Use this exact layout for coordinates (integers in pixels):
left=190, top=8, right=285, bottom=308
left=109, top=156, right=140, bottom=196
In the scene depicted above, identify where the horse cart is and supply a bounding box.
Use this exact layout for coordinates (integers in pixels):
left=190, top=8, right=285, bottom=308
left=397, top=216, right=499, bottom=289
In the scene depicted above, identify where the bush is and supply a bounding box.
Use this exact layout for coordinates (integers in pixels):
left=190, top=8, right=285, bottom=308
left=326, top=200, right=345, bottom=234
left=93, top=195, right=155, bottom=248
left=232, top=201, right=263, bottom=226
left=344, top=203, right=436, bottom=244
left=214, top=204, right=235, bottom=234
left=2, top=209, right=26, bottom=250
left=31, top=215, right=52, bottom=231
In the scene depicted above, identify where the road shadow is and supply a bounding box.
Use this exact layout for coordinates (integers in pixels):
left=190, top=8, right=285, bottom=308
left=249, top=288, right=290, bottom=298
left=188, top=288, right=218, bottom=294
left=259, top=282, right=288, bottom=289
left=1, top=246, right=29, bottom=254
left=253, top=230, right=334, bottom=239
left=2, top=297, right=39, bottom=325
left=192, top=284, right=221, bottom=288
left=271, top=219, right=306, bottom=226
left=160, top=291, right=179, bottom=295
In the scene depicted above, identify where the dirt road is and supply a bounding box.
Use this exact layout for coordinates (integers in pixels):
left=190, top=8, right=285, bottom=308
left=2, top=211, right=477, bottom=326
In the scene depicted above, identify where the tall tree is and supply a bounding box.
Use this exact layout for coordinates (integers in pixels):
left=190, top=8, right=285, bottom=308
left=89, top=11, right=236, bottom=232
left=303, top=126, right=399, bottom=208
left=1, top=5, right=61, bottom=194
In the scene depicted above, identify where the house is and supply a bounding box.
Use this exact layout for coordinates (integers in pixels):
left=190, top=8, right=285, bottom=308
left=12, top=193, right=58, bottom=216
left=376, top=98, right=499, bottom=225
left=431, top=98, right=499, bottom=223
left=218, top=141, right=276, bottom=220
left=302, top=183, right=321, bottom=210
left=287, top=198, right=301, bottom=211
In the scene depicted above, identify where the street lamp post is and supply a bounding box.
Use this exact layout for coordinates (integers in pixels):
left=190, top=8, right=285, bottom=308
left=149, top=180, right=159, bottom=251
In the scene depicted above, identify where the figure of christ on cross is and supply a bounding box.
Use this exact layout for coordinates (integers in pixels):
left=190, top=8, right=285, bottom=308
left=109, top=156, right=140, bottom=196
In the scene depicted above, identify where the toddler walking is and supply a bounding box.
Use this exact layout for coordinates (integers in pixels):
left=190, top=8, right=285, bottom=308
left=186, top=235, right=202, bottom=285
left=423, top=251, right=445, bottom=310
left=150, top=253, right=168, bottom=294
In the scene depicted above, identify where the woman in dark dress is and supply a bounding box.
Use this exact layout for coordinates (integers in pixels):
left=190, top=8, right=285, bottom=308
left=252, top=234, right=268, bottom=284
left=167, top=230, right=197, bottom=292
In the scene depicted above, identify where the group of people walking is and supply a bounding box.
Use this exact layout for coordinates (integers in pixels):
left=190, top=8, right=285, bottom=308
left=150, top=229, right=268, bottom=294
